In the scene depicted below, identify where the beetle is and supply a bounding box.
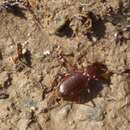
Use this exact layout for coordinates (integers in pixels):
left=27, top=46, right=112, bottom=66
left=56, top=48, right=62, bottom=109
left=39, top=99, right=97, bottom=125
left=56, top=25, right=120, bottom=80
left=51, top=62, right=109, bottom=103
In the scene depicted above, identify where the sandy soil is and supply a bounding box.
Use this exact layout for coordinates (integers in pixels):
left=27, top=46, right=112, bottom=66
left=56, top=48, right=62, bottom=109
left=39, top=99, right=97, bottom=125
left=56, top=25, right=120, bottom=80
left=0, top=0, right=130, bottom=130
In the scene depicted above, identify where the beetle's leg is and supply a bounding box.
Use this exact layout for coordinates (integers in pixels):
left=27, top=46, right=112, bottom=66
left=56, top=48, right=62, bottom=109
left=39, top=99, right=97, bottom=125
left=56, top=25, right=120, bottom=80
left=84, top=100, right=96, bottom=108
left=100, top=71, right=113, bottom=81
left=83, top=101, right=96, bottom=107
left=59, top=102, right=73, bottom=109
left=91, top=100, right=96, bottom=107
left=86, top=89, right=96, bottom=107
left=56, top=97, right=64, bottom=105
left=51, top=72, right=66, bottom=91
left=10, top=56, right=18, bottom=64
left=47, top=88, right=60, bottom=108
left=76, top=96, right=82, bottom=104
left=58, top=53, right=79, bottom=73
left=58, top=51, right=89, bottom=74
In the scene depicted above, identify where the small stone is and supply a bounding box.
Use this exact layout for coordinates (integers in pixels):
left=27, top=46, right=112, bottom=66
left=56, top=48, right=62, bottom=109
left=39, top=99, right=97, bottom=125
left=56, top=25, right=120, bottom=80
left=51, top=104, right=71, bottom=122
left=23, top=41, right=29, bottom=47
left=34, top=53, right=45, bottom=60
left=27, top=122, right=42, bottom=130
left=22, top=48, right=28, bottom=55
left=68, top=120, right=76, bottom=129
left=91, top=36, right=97, bottom=42
left=30, top=106, right=36, bottom=111
left=18, top=119, right=29, bottom=130
left=43, top=50, right=51, bottom=56
left=75, top=104, right=105, bottom=121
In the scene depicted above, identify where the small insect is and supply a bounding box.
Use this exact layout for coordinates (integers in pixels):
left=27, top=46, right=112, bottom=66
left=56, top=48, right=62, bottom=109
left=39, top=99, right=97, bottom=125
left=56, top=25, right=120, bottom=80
left=50, top=62, right=109, bottom=104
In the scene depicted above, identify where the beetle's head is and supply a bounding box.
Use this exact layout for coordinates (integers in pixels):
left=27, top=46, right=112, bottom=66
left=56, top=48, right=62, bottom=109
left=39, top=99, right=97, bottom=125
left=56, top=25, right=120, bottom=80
left=86, top=62, right=108, bottom=80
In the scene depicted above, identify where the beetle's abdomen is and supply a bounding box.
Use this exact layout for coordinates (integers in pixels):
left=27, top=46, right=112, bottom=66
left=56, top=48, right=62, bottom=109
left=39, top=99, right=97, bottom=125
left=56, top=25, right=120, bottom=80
left=59, top=73, right=88, bottom=98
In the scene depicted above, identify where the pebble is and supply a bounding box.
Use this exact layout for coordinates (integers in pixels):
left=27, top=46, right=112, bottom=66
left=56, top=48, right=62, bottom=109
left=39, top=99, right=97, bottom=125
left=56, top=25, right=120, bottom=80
left=22, top=48, right=28, bottom=55
left=18, top=119, right=30, bottom=130
left=43, top=50, right=51, bottom=56
left=34, top=50, right=51, bottom=60
left=27, top=122, right=42, bottom=130
left=75, top=104, right=105, bottom=122
left=51, top=104, right=71, bottom=122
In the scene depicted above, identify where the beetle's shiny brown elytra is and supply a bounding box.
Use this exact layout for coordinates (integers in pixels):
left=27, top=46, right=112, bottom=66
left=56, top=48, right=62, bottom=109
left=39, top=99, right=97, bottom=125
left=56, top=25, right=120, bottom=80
left=56, top=62, right=108, bottom=101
